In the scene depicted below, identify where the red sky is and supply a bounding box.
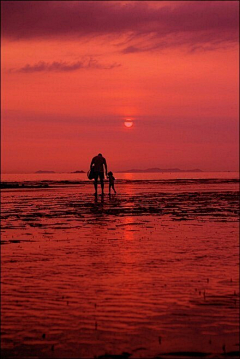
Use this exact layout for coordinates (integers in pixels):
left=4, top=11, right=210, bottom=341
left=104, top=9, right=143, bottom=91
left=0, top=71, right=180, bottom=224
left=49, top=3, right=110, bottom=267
left=1, top=1, right=239, bottom=173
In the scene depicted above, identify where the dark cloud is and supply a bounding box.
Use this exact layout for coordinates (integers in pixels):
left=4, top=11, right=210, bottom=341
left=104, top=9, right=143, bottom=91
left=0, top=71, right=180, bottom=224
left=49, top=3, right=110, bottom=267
left=1, top=1, right=239, bottom=52
left=9, top=59, right=121, bottom=73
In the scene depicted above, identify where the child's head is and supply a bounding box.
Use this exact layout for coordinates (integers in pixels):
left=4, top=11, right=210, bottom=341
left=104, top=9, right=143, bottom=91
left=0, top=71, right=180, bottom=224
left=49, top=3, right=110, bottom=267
left=107, top=171, right=113, bottom=176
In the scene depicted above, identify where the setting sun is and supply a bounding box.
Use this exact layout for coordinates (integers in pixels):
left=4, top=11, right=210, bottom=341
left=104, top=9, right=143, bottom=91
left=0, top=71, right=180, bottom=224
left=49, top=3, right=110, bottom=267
left=124, top=120, right=133, bottom=128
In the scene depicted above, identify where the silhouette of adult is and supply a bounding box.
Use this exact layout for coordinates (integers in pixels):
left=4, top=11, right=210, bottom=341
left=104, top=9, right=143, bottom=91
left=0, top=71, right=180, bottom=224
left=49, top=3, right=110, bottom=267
left=90, top=153, right=107, bottom=196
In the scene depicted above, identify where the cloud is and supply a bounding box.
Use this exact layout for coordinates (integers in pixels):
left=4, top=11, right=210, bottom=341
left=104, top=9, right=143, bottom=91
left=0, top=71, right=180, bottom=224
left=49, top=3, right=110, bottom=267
left=1, top=1, right=239, bottom=52
left=9, top=59, right=121, bottom=73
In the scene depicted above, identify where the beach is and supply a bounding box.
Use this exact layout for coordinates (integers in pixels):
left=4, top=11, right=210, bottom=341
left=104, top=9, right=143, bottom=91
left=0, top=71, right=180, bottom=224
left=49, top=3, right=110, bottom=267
left=1, top=174, right=239, bottom=358
left=2, top=0, right=239, bottom=357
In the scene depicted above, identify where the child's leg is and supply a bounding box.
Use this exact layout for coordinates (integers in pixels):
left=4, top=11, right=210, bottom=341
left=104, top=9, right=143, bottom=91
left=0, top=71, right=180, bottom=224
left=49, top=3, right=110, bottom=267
left=112, top=184, right=116, bottom=193
left=109, top=184, right=111, bottom=193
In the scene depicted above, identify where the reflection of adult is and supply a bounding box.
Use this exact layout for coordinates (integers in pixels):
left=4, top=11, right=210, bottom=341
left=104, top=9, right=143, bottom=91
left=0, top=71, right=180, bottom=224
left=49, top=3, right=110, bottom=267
left=90, top=153, right=107, bottom=196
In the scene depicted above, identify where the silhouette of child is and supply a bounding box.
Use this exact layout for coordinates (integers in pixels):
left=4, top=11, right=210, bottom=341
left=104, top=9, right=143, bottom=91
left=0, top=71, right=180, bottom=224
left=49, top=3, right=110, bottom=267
left=107, top=171, right=116, bottom=194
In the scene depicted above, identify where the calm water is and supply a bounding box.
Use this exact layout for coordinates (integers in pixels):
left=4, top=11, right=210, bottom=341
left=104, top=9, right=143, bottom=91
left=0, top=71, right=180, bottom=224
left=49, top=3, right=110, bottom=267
left=1, top=171, right=239, bottom=183
left=1, top=174, right=239, bottom=358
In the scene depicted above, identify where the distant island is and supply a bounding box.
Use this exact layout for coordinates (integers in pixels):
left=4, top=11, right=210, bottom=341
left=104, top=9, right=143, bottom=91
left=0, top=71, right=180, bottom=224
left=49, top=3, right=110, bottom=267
left=35, top=170, right=55, bottom=173
left=117, top=168, right=203, bottom=173
left=71, top=170, right=85, bottom=173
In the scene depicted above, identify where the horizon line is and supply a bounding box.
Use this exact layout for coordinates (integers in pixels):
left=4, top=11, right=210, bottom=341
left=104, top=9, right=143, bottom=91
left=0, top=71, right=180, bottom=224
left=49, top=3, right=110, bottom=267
left=1, top=170, right=239, bottom=175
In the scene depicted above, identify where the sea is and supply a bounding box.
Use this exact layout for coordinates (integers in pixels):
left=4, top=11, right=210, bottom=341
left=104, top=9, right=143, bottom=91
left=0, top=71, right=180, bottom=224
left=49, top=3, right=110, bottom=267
left=1, top=171, right=239, bottom=183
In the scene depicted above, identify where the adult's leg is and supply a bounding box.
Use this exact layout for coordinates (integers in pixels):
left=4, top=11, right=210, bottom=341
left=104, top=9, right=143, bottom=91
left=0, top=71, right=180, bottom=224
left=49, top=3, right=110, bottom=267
left=94, top=173, right=98, bottom=195
left=100, top=173, right=104, bottom=194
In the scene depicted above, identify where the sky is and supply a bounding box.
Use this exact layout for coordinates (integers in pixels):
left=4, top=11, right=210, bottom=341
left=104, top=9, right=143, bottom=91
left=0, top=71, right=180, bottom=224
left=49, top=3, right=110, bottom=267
left=1, top=1, right=239, bottom=173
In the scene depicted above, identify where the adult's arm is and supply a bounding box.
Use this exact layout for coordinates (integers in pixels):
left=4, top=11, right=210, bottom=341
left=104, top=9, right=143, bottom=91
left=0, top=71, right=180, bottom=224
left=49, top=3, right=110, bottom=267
left=90, top=158, right=94, bottom=169
left=104, top=159, right=108, bottom=176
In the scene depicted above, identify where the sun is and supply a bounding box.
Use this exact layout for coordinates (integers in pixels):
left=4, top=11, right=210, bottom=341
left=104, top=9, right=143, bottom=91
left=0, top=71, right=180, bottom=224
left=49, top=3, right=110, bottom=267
left=124, top=119, right=133, bottom=128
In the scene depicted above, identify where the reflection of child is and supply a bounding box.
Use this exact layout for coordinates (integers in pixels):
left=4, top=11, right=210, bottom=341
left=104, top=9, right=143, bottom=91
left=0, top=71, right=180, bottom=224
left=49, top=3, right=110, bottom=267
left=107, top=171, right=116, bottom=194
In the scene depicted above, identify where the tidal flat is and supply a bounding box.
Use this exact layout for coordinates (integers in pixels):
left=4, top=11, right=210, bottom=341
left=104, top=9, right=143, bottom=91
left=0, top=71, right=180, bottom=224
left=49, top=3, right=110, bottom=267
left=1, top=179, right=239, bottom=358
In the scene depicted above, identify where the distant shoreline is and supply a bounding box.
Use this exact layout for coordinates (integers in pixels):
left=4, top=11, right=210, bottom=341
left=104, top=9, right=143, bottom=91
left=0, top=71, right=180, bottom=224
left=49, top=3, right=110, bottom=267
left=34, top=170, right=204, bottom=174
left=117, top=168, right=203, bottom=173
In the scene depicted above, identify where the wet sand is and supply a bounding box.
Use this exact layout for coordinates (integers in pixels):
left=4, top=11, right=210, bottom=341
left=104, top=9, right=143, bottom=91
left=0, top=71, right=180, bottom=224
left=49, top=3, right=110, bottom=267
left=1, top=179, right=239, bottom=358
